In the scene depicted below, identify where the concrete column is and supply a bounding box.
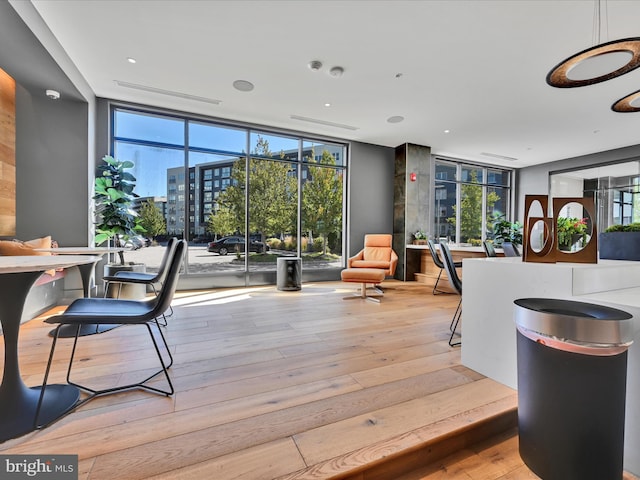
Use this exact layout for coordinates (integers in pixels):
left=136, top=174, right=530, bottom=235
left=394, top=143, right=432, bottom=281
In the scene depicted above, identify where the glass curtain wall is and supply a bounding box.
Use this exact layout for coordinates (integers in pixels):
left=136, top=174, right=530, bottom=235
left=111, top=106, right=347, bottom=281
left=434, top=159, right=511, bottom=245
left=550, top=160, right=640, bottom=234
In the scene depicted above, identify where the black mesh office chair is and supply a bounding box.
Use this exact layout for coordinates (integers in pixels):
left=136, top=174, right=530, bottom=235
left=37, top=240, right=187, bottom=421
left=427, top=239, right=462, bottom=295
left=440, top=241, right=462, bottom=347
left=483, top=240, right=497, bottom=257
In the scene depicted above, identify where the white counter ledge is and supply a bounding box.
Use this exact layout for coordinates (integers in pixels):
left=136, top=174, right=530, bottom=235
left=460, top=256, right=640, bottom=475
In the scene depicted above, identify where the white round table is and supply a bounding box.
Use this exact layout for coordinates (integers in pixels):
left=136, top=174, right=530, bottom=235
left=0, top=255, right=102, bottom=442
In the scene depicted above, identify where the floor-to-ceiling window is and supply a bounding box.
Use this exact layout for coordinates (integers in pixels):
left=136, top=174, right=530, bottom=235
left=433, top=158, right=512, bottom=245
left=110, top=106, right=347, bottom=284
left=550, top=160, right=640, bottom=234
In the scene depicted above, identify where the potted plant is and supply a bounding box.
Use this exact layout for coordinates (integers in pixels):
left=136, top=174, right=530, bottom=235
left=556, top=217, right=588, bottom=251
left=413, top=229, right=428, bottom=245
left=94, top=155, right=147, bottom=297
left=600, top=222, right=640, bottom=260
left=492, top=216, right=523, bottom=247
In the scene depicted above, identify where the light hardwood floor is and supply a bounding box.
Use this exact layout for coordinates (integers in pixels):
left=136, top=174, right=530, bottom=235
left=3, top=280, right=520, bottom=479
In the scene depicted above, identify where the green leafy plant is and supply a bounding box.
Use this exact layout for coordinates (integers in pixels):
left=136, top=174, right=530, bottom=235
left=605, top=223, right=640, bottom=232
left=93, top=155, right=145, bottom=265
left=413, top=229, right=428, bottom=240
left=492, top=216, right=523, bottom=246
left=556, top=217, right=587, bottom=249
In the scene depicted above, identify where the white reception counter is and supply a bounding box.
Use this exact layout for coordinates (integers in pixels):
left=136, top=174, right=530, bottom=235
left=461, top=257, right=640, bottom=475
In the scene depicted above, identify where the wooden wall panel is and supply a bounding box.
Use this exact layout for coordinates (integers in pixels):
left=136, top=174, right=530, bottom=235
left=0, top=67, right=16, bottom=236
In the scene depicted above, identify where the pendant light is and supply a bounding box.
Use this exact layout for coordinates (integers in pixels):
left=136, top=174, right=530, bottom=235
left=546, top=1, right=640, bottom=88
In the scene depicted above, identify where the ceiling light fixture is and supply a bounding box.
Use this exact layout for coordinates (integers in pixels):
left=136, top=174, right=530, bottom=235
left=45, top=89, right=60, bottom=100
left=127, top=57, right=137, bottom=64
left=547, top=1, right=640, bottom=87
left=324, top=103, right=331, bottom=107
left=612, top=89, right=640, bottom=112
left=387, top=116, right=404, bottom=123
left=233, top=80, right=254, bottom=92
left=329, top=66, right=344, bottom=77
left=308, top=60, right=322, bottom=71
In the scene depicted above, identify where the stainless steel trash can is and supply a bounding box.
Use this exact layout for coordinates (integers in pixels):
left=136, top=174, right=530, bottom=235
left=276, top=257, right=301, bottom=291
left=514, top=298, right=634, bottom=480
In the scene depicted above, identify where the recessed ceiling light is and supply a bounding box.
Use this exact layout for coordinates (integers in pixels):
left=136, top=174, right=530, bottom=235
left=127, top=57, right=137, bottom=64
left=308, top=60, right=322, bottom=71
left=324, top=103, right=331, bottom=107
left=387, top=116, right=404, bottom=123
left=444, top=129, right=450, bottom=134
left=329, top=66, right=344, bottom=78
left=233, top=80, right=254, bottom=92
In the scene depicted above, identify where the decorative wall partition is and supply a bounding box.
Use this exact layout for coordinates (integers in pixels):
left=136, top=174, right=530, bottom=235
left=0, top=68, right=16, bottom=236
left=523, top=195, right=597, bottom=264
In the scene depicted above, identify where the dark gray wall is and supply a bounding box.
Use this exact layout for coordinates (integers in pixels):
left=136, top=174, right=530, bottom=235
left=15, top=86, right=89, bottom=245
left=348, top=142, right=396, bottom=256
left=1, top=1, right=91, bottom=246
left=517, top=144, right=640, bottom=222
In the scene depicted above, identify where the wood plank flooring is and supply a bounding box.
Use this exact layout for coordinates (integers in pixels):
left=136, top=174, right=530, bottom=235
left=2, top=280, right=519, bottom=479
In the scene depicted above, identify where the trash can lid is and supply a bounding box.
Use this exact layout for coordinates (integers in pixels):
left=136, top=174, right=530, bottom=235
left=514, top=298, right=634, bottom=349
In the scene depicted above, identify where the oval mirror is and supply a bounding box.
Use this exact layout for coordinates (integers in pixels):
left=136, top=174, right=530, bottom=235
left=556, top=201, right=593, bottom=253
left=529, top=219, right=550, bottom=253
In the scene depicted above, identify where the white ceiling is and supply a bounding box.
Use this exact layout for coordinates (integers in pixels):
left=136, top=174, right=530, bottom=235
left=28, top=0, right=640, bottom=168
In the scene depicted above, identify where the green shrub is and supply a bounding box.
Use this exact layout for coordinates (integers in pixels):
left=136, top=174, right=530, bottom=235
left=605, top=223, right=640, bottom=232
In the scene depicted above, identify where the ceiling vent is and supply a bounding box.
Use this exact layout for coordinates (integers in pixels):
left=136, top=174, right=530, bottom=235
left=480, top=152, right=518, bottom=162
left=290, top=115, right=358, bottom=131
left=115, top=80, right=221, bottom=105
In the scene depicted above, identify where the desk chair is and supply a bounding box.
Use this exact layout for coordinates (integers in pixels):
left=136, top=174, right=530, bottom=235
left=440, top=242, right=462, bottom=347
left=483, top=240, right=497, bottom=257
left=37, top=240, right=187, bottom=420
left=428, top=239, right=462, bottom=294
left=103, top=237, right=178, bottom=325
left=502, top=242, right=520, bottom=257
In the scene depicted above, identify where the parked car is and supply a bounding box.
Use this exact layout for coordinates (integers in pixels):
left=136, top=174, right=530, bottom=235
left=207, top=236, right=269, bottom=255
left=124, top=235, right=150, bottom=250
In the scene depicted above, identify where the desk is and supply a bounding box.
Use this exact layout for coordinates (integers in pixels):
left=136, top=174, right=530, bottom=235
left=405, top=244, right=503, bottom=290
left=0, top=255, right=101, bottom=442
left=36, top=247, right=124, bottom=337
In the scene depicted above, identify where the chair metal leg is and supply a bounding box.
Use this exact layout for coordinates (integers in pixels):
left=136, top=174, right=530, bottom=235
left=52, top=320, right=175, bottom=406
left=448, top=299, right=462, bottom=347
left=433, top=269, right=443, bottom=294
left=35, top=324, right=81, bottom=429
left=343, top=283, right=382, bottom=303
left=433, top=268, right=457, bottom=295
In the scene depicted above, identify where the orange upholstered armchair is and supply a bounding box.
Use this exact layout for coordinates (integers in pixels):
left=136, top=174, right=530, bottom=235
left=348, top=234, right=398, bottom=277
